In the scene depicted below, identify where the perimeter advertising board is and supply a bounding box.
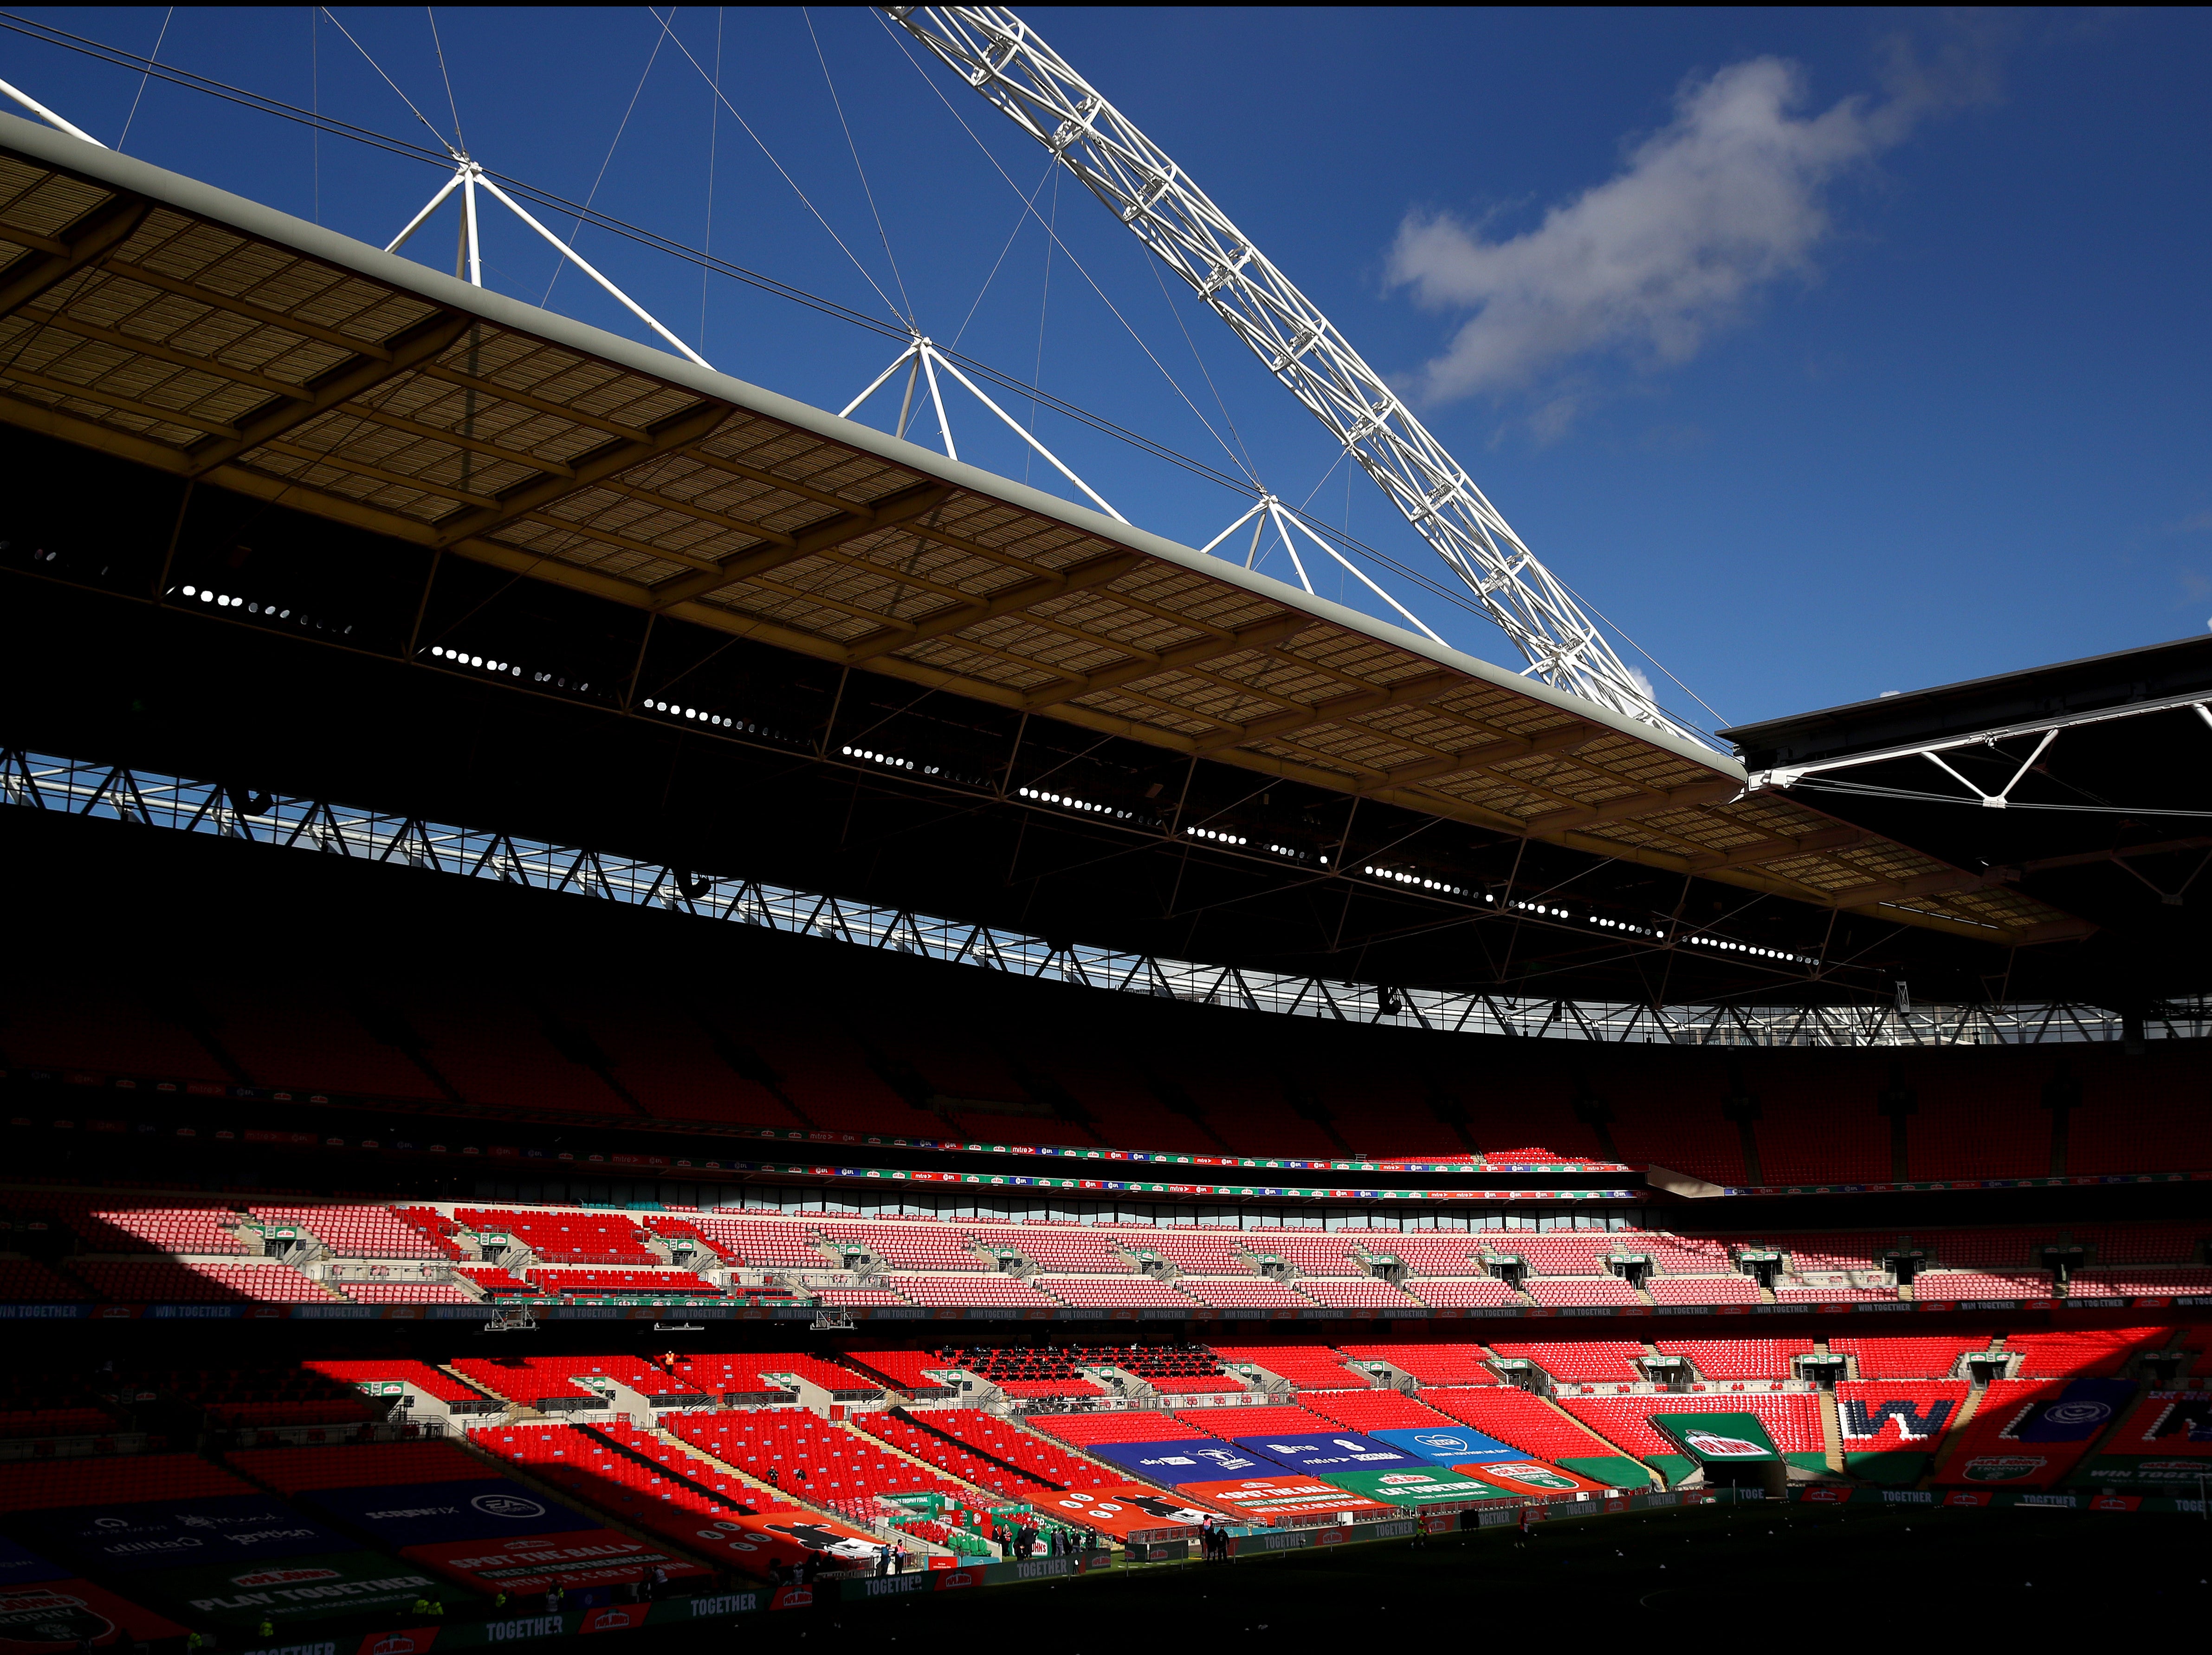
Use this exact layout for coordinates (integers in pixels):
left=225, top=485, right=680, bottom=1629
left=1172, top=1477, right=1395, bottom=1525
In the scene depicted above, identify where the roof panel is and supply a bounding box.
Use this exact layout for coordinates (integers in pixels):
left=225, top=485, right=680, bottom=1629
left=0, top=114, right=2089, bottom=947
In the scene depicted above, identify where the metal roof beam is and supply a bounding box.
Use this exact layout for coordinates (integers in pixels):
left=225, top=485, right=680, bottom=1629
left=644, top=479, right=956, bottom=608
left=1525, top=779, right=1744, bottom=833
left=844, top=548, right=1148, bottom=664
left=0, top=197, right=147, bottom=319
left=433, top=400, right=734, bottom=549
left=1190, top=669, right=1465, bottom=755
left=186, top=311, right=473, bottom=476
left=1018, top=613, right=1315, bottom=709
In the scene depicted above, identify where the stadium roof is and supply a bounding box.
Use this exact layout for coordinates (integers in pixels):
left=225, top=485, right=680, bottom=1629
left=0, top=112, right=2084, bottom=948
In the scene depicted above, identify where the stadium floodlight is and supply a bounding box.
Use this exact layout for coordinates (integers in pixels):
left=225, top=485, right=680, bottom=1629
left=887, top=6, right=1697, bottom=741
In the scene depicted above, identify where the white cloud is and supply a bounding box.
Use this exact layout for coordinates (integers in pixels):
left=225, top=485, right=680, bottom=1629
left=1387, top=52, right=1964, bottom=405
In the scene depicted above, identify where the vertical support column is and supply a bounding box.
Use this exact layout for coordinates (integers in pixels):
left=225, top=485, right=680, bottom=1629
left=1877, top=1069, right=1918, bottom=1181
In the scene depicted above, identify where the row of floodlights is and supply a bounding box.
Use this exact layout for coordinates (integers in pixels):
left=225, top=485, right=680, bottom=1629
left=647, top=699, right=735, bottom=728
left=181, top=585, right=286, bottom=618
left=428, top=645, right=521, bottom=677
left=1371, top=865, right=1478, bottom=899
left=1018, top=784, right=1128, bottom=818
left=847, top=745, right=918, bottom=772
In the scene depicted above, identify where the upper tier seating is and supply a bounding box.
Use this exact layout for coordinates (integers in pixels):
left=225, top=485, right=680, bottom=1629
left=893, top=1274, right=1055, bottom=1307
left=819, top=1221, right=995, bottom=1271
left=1405, top=1279, right=1525, bottom=1308
left=661, top=1215, right=829, bottom=1269
left=334, top=1283, right=475, bottom=1303
left=452, top=1208, right=657, bottom=1265
left=1647, top=1277, right=1761, bottom=1305
left=2068, top=1267, right=2212, bottom=1298
left=1113, top=1231, right=1257, bottom=1276
left=1109, top=1345, right=1242, bottom=1393
left=60, top=1201, right=251, bottom=1255
left=1912, top=1270, right=2056, bottom=1301
left=1294, top=1278, right=1423, bottom=1309
left=250, top=1204, right=443, bottom=1259
left=970, top=1225, right=1128, bottom=1273
left=1173, top=1279, right=1313, bottom=1309
left=1654, top=1339, right=1808, bottom=1381
left=0, top=1260, right=87, bottom=1300
left=20, top=920, right=2212, bottom=1179
left=1240, top=1233, right=1370, bottom=1277
left=1030, top=1277, right=1196, bottom=1309
left=526, top=1266, right=724, bottom=1296
left=65, top=1258, right=332, bottom=1303
left=1523, top=1277, right=1643, bottom=1307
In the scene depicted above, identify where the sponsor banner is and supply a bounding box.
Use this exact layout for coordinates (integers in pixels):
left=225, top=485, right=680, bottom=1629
left=136, top=1551, right=436, bottom=1631
left=1957, top=1455, right=2049, bottom=1485
left=1993, top=1379, right=2136, bottom=1444
left=1172, top=1477, right=1395, bottom=1524
left=1452, top=1460, right=1614, bottom=1495
left=1026, top=1486, right=1225, bottom=1541
left=1230, top=1434, right=1423, bottom=1474
left=2069, top=1456, right=2212, bottom=1490
left=1367, top=1427, right=1524, bottom=1467
left=47, top=1495, right=354, bottom=1573
left=353, top=1628, right=439, bottom=1655
left=1081, top=1439, right=1285, bottom=1483
left=1648, top=1412, right=1779, bottom=1464
left=1944, top=1491, right=1995, bottom=1506
left=303, top=1481, right=589, bottom=1548
left=1316, top=1469, right=1493, bottom=1508
left=400, top=1531, right=707, bottom=1596
left=0, top=1576, right=187, bottom=1653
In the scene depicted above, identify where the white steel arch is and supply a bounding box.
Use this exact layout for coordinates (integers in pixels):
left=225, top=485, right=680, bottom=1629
left=888, top=6, right=1698, bottom=741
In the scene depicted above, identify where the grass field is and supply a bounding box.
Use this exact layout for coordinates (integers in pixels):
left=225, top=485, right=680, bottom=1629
left=645, top=1500, right=2212, bottom=1645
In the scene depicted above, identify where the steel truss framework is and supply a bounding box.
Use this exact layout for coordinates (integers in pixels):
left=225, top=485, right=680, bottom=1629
left=6, top=746, right=2200, bottom=1050
left=892, top=6, right=1694, bottom=740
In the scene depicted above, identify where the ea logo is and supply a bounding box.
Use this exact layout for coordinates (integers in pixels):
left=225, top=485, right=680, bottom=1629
left=2044, top=1402, right=2111, bottom=1426
left=472, top=1494, right=546, bottom=1520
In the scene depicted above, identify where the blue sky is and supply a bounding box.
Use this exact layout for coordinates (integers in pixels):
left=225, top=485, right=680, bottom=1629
left=9, top=6, right=2210, bottom=734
